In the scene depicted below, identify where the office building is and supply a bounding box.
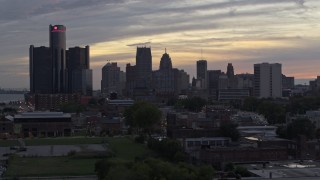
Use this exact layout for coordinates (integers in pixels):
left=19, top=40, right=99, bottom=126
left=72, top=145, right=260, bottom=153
left=125, top=63, right=136, bottom=96
left=254, top=63, right=282, bottom=98
left=136, top=47, right=152, bottom=88
left=30, top=25, right=92, bottom=96
left=196, top=60, right=207, bottom=89
left=153, top=50, right=190, bottom=100
left=71, top=69, right=93, bottom=96
left=101, top=62, right=125, bottom=97
left=153, top=51, right=175, bottom=97
left=29, top=46, right=53, bottom=94
left=282, top=74, right=295, bottom=89
left=125, top=47, right=154, bottom=99
left=226, top=63, right=234, bottom=78
left=29, top=25, right=93, bottom=110
left=67, top=46, right=92, bottom=95
left=49, top=24, right=67, bottom=93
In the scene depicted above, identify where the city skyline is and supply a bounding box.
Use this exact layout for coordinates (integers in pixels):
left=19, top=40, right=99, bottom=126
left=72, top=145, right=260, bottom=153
left=0, top=0, right=319, bottom=89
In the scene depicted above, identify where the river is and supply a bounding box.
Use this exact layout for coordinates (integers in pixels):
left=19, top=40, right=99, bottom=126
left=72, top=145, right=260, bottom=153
left=0, top=94, right=25, bottom=103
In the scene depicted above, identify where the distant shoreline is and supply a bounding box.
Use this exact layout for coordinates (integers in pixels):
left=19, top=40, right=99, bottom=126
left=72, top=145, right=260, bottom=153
left=0, top=94, right=25, bottom=103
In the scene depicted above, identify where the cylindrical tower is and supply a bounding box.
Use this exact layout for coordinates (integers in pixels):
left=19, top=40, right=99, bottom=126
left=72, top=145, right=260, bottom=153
left=49, top=24, right=67, bottom=93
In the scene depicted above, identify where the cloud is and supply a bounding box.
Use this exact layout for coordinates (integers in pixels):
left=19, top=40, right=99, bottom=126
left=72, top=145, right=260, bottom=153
left=0, top=0, right=319, bottom=88
left=127, top=41, right=151, bottom=47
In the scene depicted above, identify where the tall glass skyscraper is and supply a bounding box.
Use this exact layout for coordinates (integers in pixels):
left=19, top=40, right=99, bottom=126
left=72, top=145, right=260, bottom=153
left=49, top=24, right=67, bottom=93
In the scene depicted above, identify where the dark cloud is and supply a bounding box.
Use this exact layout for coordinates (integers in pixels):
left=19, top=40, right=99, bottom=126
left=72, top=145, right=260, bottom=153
left=127, top=42, right=151, bottom=47
left=0, top=0, right=319, bottom=88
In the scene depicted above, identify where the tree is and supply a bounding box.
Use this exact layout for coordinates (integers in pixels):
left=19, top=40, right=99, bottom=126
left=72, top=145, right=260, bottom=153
left=147, top=138, right=188, bottom=162
left=124, top=101, right=162, bottom=135
left=60, top=103, right=84, bottom=113
left=276, top=125, right=288, bottom=139
left=174, top=96, right=207, bottom=112
left=219, top=123, right=240, bottom=142
left=287, top=118, right=316, bottom=140
left=241, top=97, right=260, bottom=112
left=256, top=101, right=286, bottom=124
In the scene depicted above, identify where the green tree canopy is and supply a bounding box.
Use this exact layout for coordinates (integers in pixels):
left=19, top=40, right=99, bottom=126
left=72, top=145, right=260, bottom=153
left=95, top=158, right=215, bottom=180
left=219, top=123, right=240, bottom=142
left=175, top=96, right=207, bottom=112
left=124, top=101, right=162, bottom=134
left=60, top=103, right=84, bottom=113
left=287, top=118, right=316, bottom=140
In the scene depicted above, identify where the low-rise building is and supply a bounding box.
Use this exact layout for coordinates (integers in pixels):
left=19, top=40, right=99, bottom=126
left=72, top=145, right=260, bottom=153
left=14, top=112, right=72, bottom=137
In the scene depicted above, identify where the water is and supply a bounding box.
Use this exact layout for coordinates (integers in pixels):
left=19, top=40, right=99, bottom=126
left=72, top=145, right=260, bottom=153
left=0, top=94, right=25, bottom=103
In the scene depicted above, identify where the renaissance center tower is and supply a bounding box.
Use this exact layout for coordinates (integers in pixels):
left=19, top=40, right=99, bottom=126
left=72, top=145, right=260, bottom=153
left=49, top=24, right=67, bottom=93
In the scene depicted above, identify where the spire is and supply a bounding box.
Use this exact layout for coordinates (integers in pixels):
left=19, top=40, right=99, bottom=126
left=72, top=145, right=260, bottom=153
left=159, top=49, right=172, bottom=70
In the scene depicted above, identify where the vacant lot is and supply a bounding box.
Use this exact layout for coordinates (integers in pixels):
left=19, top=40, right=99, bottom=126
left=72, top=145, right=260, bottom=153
left=5, top=156, right=98, bottom=177
left=0, top=139, right=19, bottom=147
left=24, top=137, right=108, bottom=146
left=4, top=136, right=152, bottom=177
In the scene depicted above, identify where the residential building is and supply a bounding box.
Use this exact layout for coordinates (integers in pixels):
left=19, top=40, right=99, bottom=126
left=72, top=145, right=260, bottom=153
left=254, top=63, right=282, bottom=98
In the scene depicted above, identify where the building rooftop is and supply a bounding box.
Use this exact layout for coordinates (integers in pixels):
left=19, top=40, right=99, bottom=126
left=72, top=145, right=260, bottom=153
left=14, top=112, right=71, bottom=119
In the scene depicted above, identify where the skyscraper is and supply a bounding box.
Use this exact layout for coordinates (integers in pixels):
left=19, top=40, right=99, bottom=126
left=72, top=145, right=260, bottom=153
left=153, top=51, right=174, bottom=96
left=29, top=25, right=93, bottom=110
left=196, top=60, right=207, bottom=89
left=159, top=49, right=172, bottom=70
left=49, top=24, right=67, bottom=93
left=254, top=63, right=282, bottom=98
left=153, top=50, right=189, bottom=99
left=101, top=62, right=121, bottom=97
left=67, top=46, right=92, bottom=95
left=136, top=47, right=152, bottom=88
left=226, top=63, right=234, bottom=78
left=29, top=46, right=53, bottom=94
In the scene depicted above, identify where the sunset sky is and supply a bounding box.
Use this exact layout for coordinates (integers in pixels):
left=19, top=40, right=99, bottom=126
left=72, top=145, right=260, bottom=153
left=0, top=0, right=319, bottom=89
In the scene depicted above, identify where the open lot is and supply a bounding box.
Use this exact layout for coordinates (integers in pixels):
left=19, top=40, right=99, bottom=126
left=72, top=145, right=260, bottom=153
left=4, top=156, right=98, bottom=177
left=2, top=136, right=151, bottom=177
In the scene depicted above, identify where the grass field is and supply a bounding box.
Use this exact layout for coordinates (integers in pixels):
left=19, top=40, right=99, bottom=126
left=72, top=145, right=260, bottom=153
left=4, top=136, right=152, bottom=177
left=4, top=156, right=98, bottom=177
left=0, top=139, right=19, bottom=147
left=24, top=137, right=108, bottom=146
left=107, top=136, right=152, bottom=161
left=0, top=137, right=107, bottom=147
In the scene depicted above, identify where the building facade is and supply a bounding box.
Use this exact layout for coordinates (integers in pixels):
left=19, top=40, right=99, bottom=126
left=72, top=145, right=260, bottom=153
left=29, top=25, right=93, bottom=110
left=101, top=62, right=126, bottom=97
left=196, top=60, right=208, bottom=89
left=254, top=63, right=282, bottom=98
left=49, top=25, right=67, bottom=93
left=29, top=46, right=53, bottom=94
left=67, top=46, right=92, bottom=96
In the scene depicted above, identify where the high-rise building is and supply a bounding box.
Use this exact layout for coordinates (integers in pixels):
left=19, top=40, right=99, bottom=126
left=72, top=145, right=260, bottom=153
left=282, top=74, right=294, bottom=90
left=125, top=63, right=136, bottom=96
left=159, top=49, right=172, bottom=70
left=101, top=62, right=121, bottom=97
left=29, top=46, right=53, bottom=94
left=136, top=47, right=152, bottom=88
left=125, top=47, right=153, bottom=99
left=153, top=51, right=175, bottom=96
left=29, top=25, right=92, bottom=110
left=254, top=63, right=282, bottom=98
left=67, top=46, right=92, bottom=95
left=226, top=63, right=234, bottom=78
left=196, top=60, right=207, bottom=89
left=49, top=24, right=67, bottom=93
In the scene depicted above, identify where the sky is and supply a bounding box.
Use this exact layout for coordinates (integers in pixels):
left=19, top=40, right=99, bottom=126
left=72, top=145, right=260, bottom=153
left=0, top=0, right=319, bottom=89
